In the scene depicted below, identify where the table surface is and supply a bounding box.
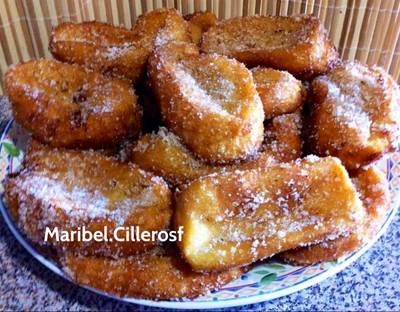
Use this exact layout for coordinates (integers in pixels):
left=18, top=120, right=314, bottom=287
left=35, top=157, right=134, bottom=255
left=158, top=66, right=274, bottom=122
left=1, top=206, right=399, bottom=311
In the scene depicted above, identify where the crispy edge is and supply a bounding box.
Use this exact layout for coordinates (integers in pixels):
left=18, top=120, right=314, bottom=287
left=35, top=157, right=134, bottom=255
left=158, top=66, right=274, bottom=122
left=5, top=59, right=141, bottom=149
left=308, top=62, right=400, bottom=170
left=62, top=245, right=246, bottom=300
left=279, top=166, right=390, bottom=265
left=184, top=11, right=218, bottom=45
left=126, top=128, right=217, bottom=186
left=133, top=8, right=192, bottom=46
left=251, top=67, right=306, bottom=119
left=50, top=10, right=191, bottom=82
left=174, top=157, right=364, bottom=271
left=49, top=21, right=149, bottom=82
left=148, top=41, right=264, bottom=164
left=127, top=112, right=302, bottom=186
left=4, top=141, right=173, bottom=257
left=201, top=15, right=338, bottom=79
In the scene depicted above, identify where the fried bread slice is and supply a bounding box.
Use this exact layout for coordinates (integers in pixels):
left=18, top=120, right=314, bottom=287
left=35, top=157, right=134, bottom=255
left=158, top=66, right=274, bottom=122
left=126, top=127, right=216, bottom=186
left=127, top=112, right=302, bottom=185
left=148, top=42, right=264, bottom=164
left=309, top=62, right=400, bottom=170
left=50, top=9, right=190, bottom=82
left=279, top=166, right=390, bottom=264
left=50, top=21, right=148, bottom=82
left=251, top=67, right=305, bottom=119
left=5, top=59, right=140, bottom=148
left=202, top=15, right=338, bottom=79
left=4, top=142, right=172, bottom=257
left=174, top=156, right=364, bottom=271
left=184, top=11, right=218, bottom=45
left=133, top=8, right=191, bottom=47
left=62, top=244, right=245, bottom=299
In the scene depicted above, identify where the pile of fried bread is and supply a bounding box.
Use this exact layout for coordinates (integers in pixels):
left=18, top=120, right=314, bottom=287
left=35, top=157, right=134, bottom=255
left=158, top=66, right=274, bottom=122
left=3, top=8, right=399, bottom=300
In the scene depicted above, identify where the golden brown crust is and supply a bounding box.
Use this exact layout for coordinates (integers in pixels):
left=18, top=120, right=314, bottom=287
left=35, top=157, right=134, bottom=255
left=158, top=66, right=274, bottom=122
left=50, top=21, right=148, bottom=82
left=224, top=111, right=303, bottom=170
left=62, top=245, right=245, bottom=300
left=251, top=68, right=305, bottom=119
left=126, top=127, right=217, bottom=186
left=133, top=8, right=191, bottom=47
left=279, top=166, right=390, bottom=265
left=3, top=10, right=397, bottom=300
left=148, top=42, right=264, bottom=164
left=4, top=142, right=172, bottom=257
left=127, top=112, right=302, bottom=186
left=5, top=59, right=141, bottom=149
left=308, top=61, right=400, bottom=170
left=202, top=15, right=338, bottom=79
left=352, top=166, right=390, bottom=230
left=278, top=234, right=362, bottom=265
left=261, top=111, right=303, bottom=163
left=184, top=11, right=218, bottom=45
left=50, top=10, right=190, bottom=82
left=174, top=156, right=364, bottom=271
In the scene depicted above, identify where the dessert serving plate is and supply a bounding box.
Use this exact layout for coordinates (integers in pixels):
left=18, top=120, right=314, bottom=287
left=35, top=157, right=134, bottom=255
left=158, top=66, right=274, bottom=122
left=0, top=120, right=398, bottom=309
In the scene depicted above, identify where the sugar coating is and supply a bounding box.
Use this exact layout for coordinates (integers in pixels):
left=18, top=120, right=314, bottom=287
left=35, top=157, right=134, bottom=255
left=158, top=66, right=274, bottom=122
left=128, top=111, right=302, bottom=186
left=310, top=61, right=400, bottom=169
left=175, top=156, right=365, bottom=270
left=5, top=10, right=399, bottom=300
left=202, top=15, right=338, bottom=78
left=148, top=42, right=264, bottom=163
left=4, top=59, right=140, bottom=148
left=62, top=245, right=245, bottom=299
left=4, top=144, right=172, bottom=257
left=279, top=166, right=390, bottom=265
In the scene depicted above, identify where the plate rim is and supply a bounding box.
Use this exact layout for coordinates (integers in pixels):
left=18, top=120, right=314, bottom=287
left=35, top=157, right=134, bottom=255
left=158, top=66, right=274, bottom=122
left=0, top=119, right=398, bottom=309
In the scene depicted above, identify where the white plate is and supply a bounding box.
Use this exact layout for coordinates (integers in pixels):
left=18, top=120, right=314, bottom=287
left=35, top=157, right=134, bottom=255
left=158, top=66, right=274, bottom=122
left=0, top=120, right=398, bottom=309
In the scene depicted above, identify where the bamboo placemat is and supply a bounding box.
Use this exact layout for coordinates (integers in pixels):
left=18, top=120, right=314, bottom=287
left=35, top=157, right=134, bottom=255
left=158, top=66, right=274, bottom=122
left=0, top=0, right=399, bottom=94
